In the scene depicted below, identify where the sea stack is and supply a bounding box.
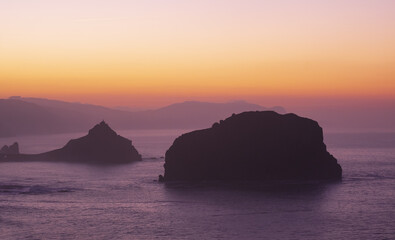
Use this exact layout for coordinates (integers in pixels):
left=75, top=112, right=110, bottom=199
left=1, top=121, right=142, bottom=163
left=0, top=142, right=19, bottom=155
left=162, top=111, right=342, bottom=181
left=43, top=121, right=142, bottom=163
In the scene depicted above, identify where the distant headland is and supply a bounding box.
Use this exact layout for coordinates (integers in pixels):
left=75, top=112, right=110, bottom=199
left=161, top=111, right=342, bottom=181
left=0, top=121, right=142, bottom=164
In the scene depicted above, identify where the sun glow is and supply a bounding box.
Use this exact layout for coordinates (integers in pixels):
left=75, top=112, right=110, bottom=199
left=1, top=0, right=395, bottom=107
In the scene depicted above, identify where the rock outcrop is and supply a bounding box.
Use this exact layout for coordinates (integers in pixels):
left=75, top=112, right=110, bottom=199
left=1, top=121, right=142, bottom=163
left=162, top=111, right=342, bottom=181
left=0, top=142, right=19, bottom=155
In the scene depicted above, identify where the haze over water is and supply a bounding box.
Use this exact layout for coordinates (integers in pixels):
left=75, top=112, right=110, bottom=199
left=0, top=130, right=394, bottom=239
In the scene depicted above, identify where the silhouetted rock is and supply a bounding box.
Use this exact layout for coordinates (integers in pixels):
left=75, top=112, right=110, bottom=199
left=163, top=111, right=342, bottom=181
left=0, top=145, right=8, bottom=154
left=42, top=121, right=142, bottom=163
left=158, top=175, right=165, bottom=182
left=2, top=121, right=142, bottom=164
left=0, top=142, right=19, bottom=155
left=9, top=142, right=19, bottom=154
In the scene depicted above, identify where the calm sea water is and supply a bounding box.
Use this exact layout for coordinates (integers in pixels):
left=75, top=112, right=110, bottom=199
left=0, top=130, right=394, bottom=240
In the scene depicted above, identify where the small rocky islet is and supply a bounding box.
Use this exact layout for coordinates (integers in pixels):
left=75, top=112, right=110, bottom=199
left=1, top=121, right=142, bottom=163
left=161, top=111, right=342, bottom=181
left=0, top=142, right=19, bottom=155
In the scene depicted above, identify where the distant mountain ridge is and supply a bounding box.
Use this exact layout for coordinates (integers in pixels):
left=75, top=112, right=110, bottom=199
left=0, top=97, right=285, bottom=137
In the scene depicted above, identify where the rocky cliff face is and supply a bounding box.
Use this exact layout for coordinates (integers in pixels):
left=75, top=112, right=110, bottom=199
left=162, top=111, right=342, bottom=181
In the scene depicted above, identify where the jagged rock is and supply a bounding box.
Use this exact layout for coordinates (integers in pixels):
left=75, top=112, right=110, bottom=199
left=0, top=142, right=19, bottom=154
left=0, top=145, right=8, bottom=154
left=9, top=142, right=19, bottom=154
left=162, top=111, right=342, bottom=181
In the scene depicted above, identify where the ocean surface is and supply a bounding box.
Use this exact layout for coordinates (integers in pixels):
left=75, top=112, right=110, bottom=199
left=0, top=130, right=394, bottom=240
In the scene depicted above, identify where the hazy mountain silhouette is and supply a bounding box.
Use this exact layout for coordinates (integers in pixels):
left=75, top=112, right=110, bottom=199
left=294, top=104, right=395, bottom=132
left=133, top=101, right=285, bottom=129
left=0, top=98, right=71, bottom=136
left=3, top=96, right=394, bottom=136
left=0, top=97, right=283, bottom=137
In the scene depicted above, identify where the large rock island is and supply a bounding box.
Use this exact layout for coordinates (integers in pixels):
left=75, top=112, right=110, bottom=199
left=162, top=111, right=342, bottom=181
left=1, top=121, right=142, bottom=164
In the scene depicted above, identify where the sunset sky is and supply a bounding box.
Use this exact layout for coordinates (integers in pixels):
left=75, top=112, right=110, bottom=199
left=1, top=0, right=394, bottom=108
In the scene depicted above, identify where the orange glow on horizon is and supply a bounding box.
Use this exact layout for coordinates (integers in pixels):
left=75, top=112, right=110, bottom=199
left=1, top=1, right=395, bottom=108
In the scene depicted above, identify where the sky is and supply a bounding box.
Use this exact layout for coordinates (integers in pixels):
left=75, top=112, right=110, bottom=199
left=0, top=0, right=394, bottom=108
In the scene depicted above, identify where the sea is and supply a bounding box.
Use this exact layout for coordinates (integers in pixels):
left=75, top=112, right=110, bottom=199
left=0, top=129, right=394, bottom=240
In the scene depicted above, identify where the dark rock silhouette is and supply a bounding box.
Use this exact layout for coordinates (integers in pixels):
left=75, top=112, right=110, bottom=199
left=162, top=111, right=342, bottom=181
left=1, top=121, right=142, bottom=164
left=42, top=121, right=142, bottom=163
left=0, top=142, right=19, bottom=155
